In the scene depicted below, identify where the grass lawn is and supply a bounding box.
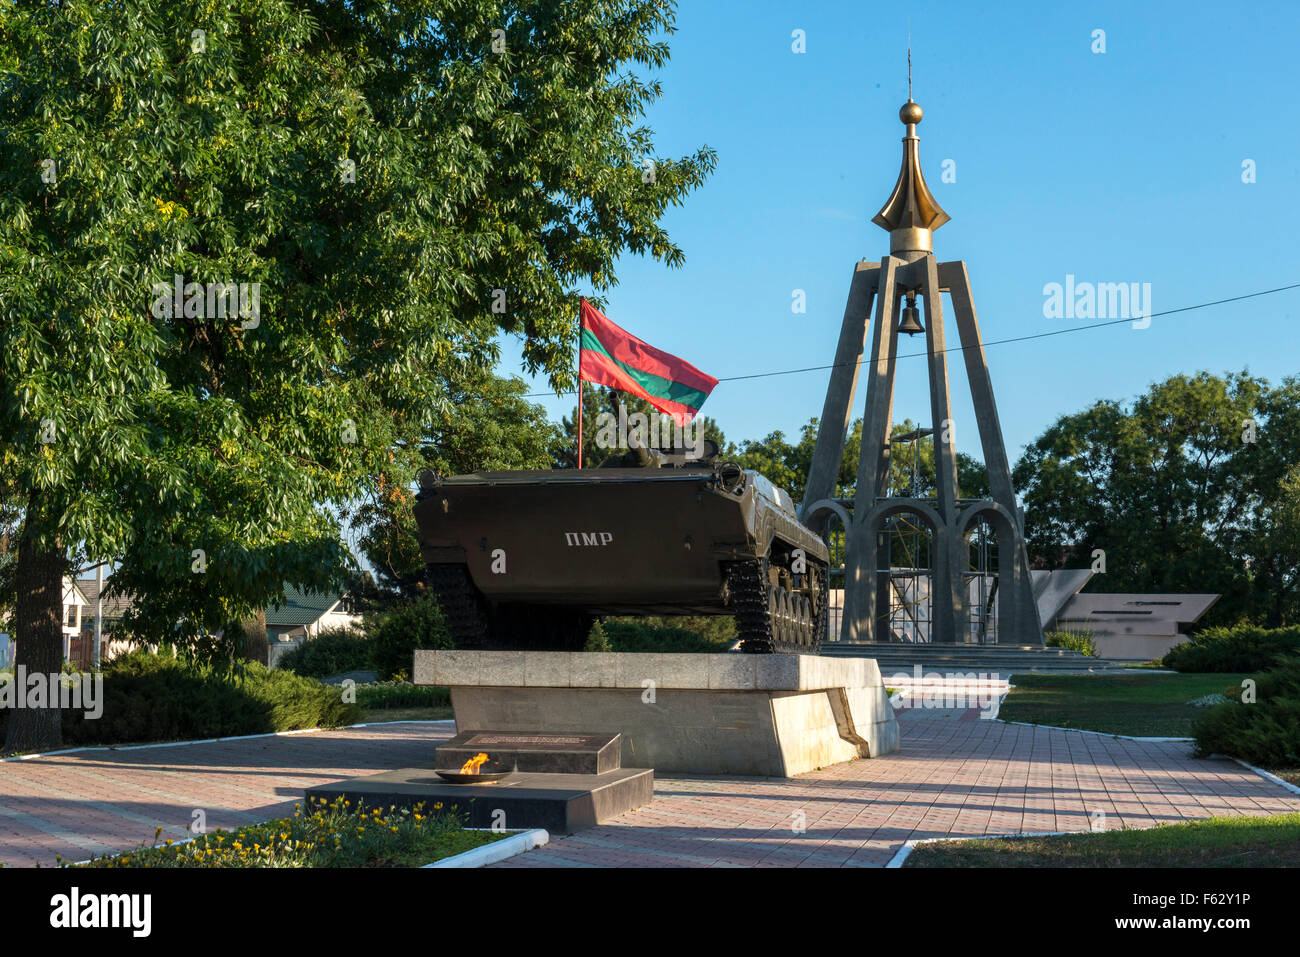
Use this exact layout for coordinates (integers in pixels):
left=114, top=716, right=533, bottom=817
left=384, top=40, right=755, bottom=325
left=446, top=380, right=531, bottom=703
left=904, top=812, right=1300, bottom=867
left=73, top=796, right=506, bottom=868
left=999, top=672, right=1249, bottom=737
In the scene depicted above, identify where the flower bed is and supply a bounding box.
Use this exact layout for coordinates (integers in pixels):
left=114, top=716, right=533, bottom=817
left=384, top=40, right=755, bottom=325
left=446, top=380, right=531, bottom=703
left=72, top=797, right=506, bottom=868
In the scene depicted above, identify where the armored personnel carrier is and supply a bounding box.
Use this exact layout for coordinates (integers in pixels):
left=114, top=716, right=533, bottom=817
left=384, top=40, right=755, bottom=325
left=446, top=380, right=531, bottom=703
left=413, top=443, right=830, bottom=654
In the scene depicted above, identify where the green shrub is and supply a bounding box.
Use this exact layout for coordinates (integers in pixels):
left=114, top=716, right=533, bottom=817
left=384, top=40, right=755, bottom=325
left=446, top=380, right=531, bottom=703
left=1163, top=625, right=1300, bottom=673
left=0, top=650, right=362, bottom=748
left=277, top=627, right=372, bottom=678
left=1192, top=659, right=1300, bottom=766
left=1046, top=629, right=1097, bottom=657
left=366, top=594, right=453, bottom=681
left=601, top=617, right=736, bottom=653
left=584, top=621, right=611, bottom=652
left=635, top=614, right=737, bottom=645
left=354, top=681, right=450, bottom=710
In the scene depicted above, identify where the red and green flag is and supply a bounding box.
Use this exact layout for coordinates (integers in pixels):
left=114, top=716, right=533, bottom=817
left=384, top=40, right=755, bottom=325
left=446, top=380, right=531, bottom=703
left=578, top=299, right=718, bottom=425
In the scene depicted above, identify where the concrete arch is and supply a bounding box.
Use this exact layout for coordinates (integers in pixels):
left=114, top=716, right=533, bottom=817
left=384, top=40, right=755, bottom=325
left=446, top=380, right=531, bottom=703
left=953, top=499, right=1018, bottom=540
left=848, top=497, right=952, bottom=644
left=801, top=498, right=852, bottom=536
left=954, top=500, right=1029, bottom=645
left=861, top=497, right=945, bottom=535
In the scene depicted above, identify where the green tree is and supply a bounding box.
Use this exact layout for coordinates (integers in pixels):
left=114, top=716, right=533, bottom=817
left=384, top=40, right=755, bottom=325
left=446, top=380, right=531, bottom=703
left=1012, top=371, right=1292, bottom=627
left=366, top=593, right=452, bottom=681
left=730, top=429, right=806, bottom=498
left=0, top=0, right=713, bottom=752
left=355, top=367, right=562, bottom=595
left=1242, top=465, right=1300, bottom=627
left=557, top=382, right=610, bottom=468
left=727, top=415, right=987, bottom=505
left=559, top=385, right=726, bottom=467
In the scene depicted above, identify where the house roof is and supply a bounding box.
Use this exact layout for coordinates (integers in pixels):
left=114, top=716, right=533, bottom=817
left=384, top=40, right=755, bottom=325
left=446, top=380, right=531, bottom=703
left=70, top=575, right=346, bottom=628
left=265, top=585, right=345, bottom=626
left=63, top=579, right=89, bottom=606
left=76, top=575, right=136, bottom=618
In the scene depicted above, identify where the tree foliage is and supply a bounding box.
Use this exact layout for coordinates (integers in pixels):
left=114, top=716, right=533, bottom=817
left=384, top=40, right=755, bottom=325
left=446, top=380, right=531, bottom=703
left=0, top=0, right=713, bottom=750
left=1013, top=371, right=1300, bottom=627
left=558, top=384, right=726, bottom=468
left=354, top=367, right=561, bottom=595
left=727, top=416, right=988, bottom=505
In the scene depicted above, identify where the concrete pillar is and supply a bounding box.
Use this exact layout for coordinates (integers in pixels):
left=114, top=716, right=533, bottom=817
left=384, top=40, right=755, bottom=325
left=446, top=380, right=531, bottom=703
left=802, top=261, right=879, bottom=533
left=943, top=261, right=1044, bottom=646
left=844, top=258, right=900, bottom=641
left=876, top=520, right=893, bottom=641
left=996, top=518, right=1019, bottom=644
left=919, top=256, right=961, bottom=643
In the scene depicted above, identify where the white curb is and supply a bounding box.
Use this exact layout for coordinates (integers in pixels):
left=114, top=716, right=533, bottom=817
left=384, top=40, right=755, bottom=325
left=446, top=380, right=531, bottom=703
left=1232, top=759, right=1300, bottom=797
left=886, top=829, right=1079, bottom=868
left=423, top=828, right=550, bottom=868
left=995, top=719, right=1193, bottom=742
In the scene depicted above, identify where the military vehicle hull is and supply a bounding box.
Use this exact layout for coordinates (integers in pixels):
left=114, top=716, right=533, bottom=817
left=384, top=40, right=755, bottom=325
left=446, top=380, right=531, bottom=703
left=414, top=467, right=830, bottom=654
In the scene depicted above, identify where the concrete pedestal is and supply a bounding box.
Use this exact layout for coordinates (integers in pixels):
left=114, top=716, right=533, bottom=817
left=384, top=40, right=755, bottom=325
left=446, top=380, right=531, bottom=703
left=414, top=651, right=901, bottom=778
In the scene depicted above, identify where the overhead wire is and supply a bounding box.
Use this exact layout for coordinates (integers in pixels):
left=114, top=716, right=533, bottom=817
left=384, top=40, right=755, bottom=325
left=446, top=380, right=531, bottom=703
left=521, top=281, right=1300, bottom=398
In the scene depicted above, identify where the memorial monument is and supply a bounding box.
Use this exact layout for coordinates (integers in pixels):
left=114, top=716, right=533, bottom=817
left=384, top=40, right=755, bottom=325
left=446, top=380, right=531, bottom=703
left=799, top=91, right=1045, bottom=647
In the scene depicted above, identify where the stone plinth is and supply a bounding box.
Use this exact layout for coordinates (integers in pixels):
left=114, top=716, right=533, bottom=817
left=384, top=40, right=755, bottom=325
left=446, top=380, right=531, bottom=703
left=414, top=651, right=901, bottom=777
left=306, top=767, right=652, bottom=834
left=436, top=729, right=622, bottom=775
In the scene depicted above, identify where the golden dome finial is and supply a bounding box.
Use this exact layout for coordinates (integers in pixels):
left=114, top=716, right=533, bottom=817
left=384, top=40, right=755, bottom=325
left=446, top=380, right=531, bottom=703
left=872, top=87, right=949, bottom=255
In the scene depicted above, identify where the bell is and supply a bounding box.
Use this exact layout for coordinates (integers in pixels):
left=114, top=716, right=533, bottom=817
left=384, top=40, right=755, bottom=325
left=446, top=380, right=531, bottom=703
left=898, top=293, right=924, bottom=335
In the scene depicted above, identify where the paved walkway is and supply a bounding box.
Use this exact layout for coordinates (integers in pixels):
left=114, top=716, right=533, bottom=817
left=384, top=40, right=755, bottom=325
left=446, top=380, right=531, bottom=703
left=1, top=709, right=1296, bottom=868
left=0, top=724, right=435, bottom=867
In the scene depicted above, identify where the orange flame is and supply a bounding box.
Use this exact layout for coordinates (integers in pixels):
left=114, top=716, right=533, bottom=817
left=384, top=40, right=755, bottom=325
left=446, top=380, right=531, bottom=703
left=458, top=752, right=489, bottom=775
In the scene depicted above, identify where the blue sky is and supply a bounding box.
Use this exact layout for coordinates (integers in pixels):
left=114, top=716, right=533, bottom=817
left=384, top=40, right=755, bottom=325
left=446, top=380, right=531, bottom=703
left=499, top=0, right=1300, bottom=463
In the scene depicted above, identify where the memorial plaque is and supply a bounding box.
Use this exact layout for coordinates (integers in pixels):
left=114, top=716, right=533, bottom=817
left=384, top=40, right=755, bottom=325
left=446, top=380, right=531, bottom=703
left=435, top=729, right=621, bottom=775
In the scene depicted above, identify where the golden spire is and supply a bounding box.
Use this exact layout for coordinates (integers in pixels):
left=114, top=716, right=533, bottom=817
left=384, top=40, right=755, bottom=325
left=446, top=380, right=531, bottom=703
left=872, top=78, right=950, bottom=255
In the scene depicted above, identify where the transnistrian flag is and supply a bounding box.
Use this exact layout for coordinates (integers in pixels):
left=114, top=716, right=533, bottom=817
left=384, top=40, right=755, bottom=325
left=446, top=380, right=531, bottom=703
left=578, top=299, right=718, bottom=424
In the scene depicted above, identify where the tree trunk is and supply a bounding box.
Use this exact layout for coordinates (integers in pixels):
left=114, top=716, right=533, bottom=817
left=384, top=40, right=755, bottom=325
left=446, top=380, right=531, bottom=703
left=3, top=529, right=66, bottom=755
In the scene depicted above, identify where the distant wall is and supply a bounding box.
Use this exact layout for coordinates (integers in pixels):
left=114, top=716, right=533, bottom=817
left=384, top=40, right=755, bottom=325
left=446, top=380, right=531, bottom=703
left=1094, top=633, right=1187, bottom=662
left=268, top=636, right=304, bottom=669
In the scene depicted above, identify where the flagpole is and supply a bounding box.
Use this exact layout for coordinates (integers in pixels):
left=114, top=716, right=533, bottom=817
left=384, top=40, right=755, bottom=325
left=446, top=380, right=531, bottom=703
left=577, top=299, right=584, bottom=469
